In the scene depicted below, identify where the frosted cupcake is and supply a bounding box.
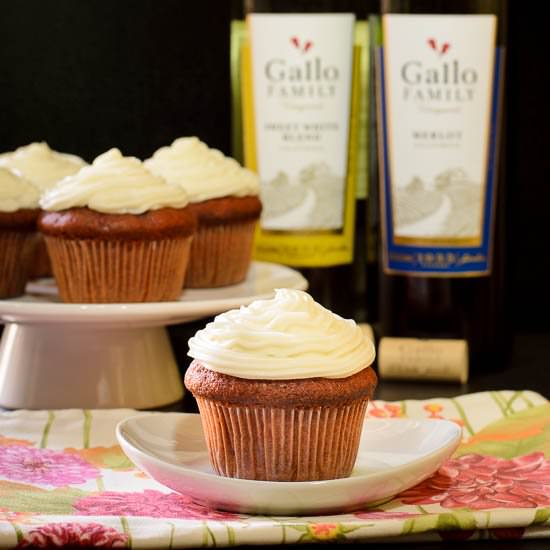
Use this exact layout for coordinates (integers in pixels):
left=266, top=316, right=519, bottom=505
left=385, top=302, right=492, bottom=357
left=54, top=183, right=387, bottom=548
left=0, top=168, right=41, bottom=298
left=0, top=142, right=87, bottom=279
left=0, top=142, right=86, bottom=192
left=185, top=289, right=377, bottom=481
left=39, top=148, right=196, bottom=303
left=145, top=137, right=261, bottom=288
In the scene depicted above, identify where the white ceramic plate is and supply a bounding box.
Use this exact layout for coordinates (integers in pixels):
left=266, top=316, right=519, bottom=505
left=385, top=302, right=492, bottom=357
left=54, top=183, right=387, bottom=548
left=116, top=413, right=462, bottom=516
left=0, top=261, right=307, bottom=326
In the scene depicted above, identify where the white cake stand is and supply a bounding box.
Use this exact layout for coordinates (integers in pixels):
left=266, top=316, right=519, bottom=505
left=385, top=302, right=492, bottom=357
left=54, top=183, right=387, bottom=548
left=0, top=262, right=307, bottom=410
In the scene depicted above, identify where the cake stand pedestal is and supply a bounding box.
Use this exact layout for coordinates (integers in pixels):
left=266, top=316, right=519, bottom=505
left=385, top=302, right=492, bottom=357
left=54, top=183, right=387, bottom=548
left=0, top=324, right=181, bottom=410
left=0, top=261, right=307, bottom=410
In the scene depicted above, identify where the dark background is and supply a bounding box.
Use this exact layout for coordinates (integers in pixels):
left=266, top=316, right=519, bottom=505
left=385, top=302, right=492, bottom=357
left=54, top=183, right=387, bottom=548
left=0, top=0, right=547, bottom=332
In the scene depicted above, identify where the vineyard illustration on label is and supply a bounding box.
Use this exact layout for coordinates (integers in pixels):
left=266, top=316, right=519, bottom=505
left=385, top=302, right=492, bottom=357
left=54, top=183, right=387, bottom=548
left=260, top=162, right=344, bottom=231
left=394, top=168, right=482, bottom=239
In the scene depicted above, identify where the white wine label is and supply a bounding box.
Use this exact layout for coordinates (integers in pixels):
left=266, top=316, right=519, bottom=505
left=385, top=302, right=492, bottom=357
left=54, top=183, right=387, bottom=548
left=379, top=15, right=502, bottom=275
left=243, top=13, right=360, bottom=267
left=378, top=337, right=469, bottom=383
left=249, top=14, right=354, bottom=232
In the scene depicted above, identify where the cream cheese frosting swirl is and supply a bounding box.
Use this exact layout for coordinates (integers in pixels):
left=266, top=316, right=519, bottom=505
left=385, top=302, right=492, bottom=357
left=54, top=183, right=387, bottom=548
left=0, top=142, right=86, bottom=191
left=145, top=137, right=259, bottom=203
left=40, top=148, right=191, bottom=214
left=188, top=288, right=375, bottom=380
left=0, top=168, right=41, bottom=212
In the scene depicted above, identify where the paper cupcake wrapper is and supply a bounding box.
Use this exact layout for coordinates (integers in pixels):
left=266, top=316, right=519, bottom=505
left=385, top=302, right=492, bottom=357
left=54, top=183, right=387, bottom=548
left=185, top=220, right=256, bottom=288
left=45, top=236, right=192, bottom=303
left=0, top=231, right=37, bottom=299
left=195, top=397, right=369, bottom=481
left=29, top=234, right=53, bottom=279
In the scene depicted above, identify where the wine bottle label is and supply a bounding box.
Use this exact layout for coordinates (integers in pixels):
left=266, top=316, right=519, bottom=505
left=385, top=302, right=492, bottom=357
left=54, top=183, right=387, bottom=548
left=378, top=15, right=503, bottom=276
left=240, top=14, right=362, bottom=267
left=378, top=337, right=469, bottom=383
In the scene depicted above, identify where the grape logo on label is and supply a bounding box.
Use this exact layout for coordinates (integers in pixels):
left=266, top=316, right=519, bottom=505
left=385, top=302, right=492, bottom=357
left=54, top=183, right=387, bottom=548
left=290, top=36, right=313, bottom=54
left=427, top=38, right=450, bottom=56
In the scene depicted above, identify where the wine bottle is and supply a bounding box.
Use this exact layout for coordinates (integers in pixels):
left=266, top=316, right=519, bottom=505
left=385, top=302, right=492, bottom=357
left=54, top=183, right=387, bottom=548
left=376, top=0, right=509, bottom=374
left=365, top=13, right=383, bottom=325
left=230, top=0, right=378, bottom=321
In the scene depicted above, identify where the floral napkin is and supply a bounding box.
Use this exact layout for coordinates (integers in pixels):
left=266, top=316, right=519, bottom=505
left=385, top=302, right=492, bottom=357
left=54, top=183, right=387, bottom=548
left=0, top=390, right=548, bottom=548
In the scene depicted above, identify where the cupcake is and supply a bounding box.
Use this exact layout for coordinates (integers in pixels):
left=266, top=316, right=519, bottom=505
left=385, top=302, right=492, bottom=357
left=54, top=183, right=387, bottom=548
left=145, top=137, right=261, bottom=288
left=0, top=142, right=87, bottom=279
left=0, top=168, right=41, bottom=298
left=185, top=288, right=377, bottom=481
left=38, top=148, right=196, bottom=303
left=0, top=142, right=86, bottom=191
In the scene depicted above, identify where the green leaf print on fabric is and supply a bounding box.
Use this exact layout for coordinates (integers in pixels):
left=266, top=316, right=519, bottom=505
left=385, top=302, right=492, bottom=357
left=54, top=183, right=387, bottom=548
left=82, top=410, right=93, bottom=449
left=455, top=404, right=550, bottom=459
left=401, top=511, right=477, bottom=537
left=64, top=446, right=134, bottom=471
left=401, top=514, right=438, bottom=535
left=39, top=411, right=55, bottom=449
left=436, top=511, right=477, bottom=531
left=532, top=508, right=550, bottom=526
left=0, top=482, right=87, bottom=514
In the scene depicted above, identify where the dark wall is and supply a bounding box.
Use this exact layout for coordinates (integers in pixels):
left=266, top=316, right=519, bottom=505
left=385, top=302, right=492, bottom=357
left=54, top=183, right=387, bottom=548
left=0, top=0, right=232, bottom=161
left=506, top=0, right=549, bottom=332
left=0, top=0, right=547, bottom=331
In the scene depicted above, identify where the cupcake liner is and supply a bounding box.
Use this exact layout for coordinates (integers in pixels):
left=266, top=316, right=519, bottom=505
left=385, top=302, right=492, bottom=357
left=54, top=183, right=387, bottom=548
left=45, top=236, right=192, bottom=303
left=29, top=234, right=52, bottom=279
left=185, top=220, right=256, bottom=288
left=195, top=397, right=369, bottom=481
left=0, top=231, right=37, bottom=299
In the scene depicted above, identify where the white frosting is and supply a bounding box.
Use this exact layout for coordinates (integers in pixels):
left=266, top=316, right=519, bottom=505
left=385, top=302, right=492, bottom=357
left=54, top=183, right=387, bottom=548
left=145, top=137, right=260, bottom=203
left=188, top=288, right=375, bottom=380
left=0, top=168, right=41, bottom=212
left=40, top=148, right=191, bottom=214
left=0, top=142, right=86, bottom=191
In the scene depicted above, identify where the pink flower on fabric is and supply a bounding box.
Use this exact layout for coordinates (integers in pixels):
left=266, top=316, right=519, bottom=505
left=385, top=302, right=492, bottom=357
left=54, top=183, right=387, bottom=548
left=17, top=522, right=127, bottom=548
left=74, top=489, right=240, bottom=520
left=399, top=452, right=550, bottom=510
left=0, top=446, right=98, bottom=487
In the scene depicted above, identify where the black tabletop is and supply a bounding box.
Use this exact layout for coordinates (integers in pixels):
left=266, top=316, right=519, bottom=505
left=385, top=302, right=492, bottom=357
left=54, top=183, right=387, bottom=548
left=374, top=332, right=550, bottom=402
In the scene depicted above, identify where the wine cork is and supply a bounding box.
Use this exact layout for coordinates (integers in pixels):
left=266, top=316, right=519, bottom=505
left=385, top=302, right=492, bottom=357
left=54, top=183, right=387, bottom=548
left=378, top=337, right=469, bottom=383
left=358, top=323, right=375, bottom=344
